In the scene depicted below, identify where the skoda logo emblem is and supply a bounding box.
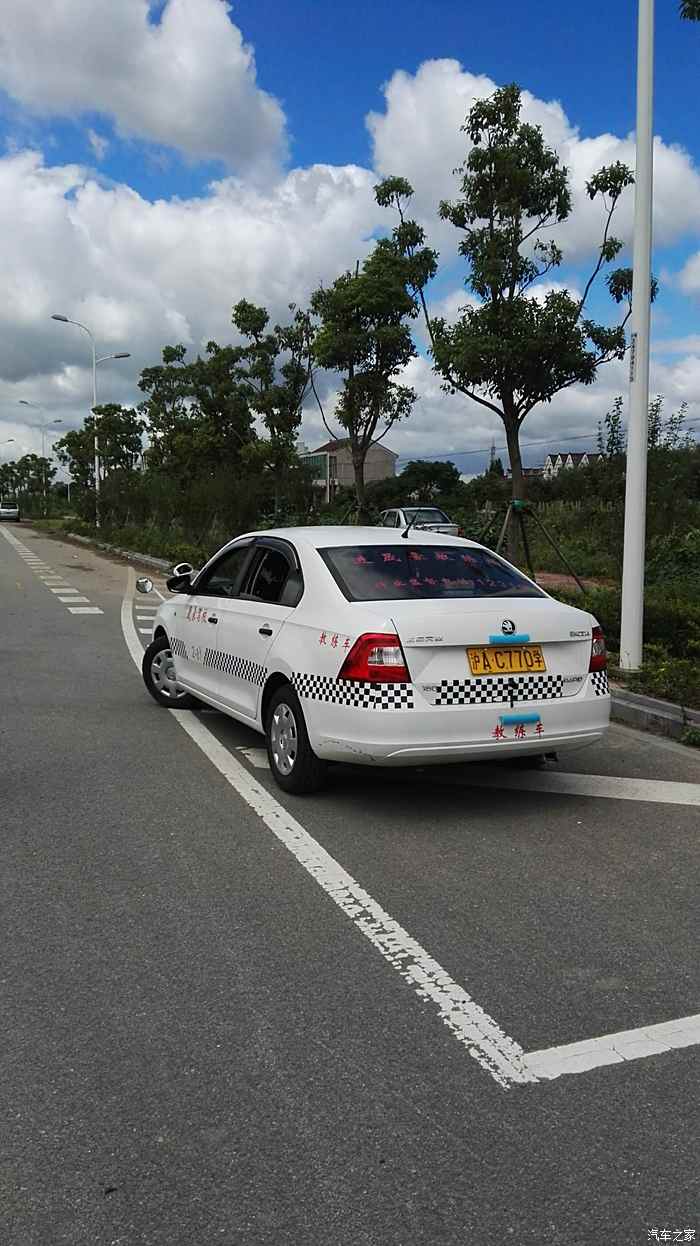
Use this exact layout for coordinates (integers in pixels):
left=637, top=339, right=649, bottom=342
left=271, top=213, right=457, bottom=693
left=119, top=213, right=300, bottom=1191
left=501, top=619, right=516, bottom=635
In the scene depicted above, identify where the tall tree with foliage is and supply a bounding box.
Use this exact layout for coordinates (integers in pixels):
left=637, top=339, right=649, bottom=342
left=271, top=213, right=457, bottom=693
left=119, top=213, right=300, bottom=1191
left=231, top=300, right=313, bottom=514
left=139, top=342, right=255, bottom=485
left=311, top=242, right=423, bottom=520
left=377, top=84, right=655, bottom=504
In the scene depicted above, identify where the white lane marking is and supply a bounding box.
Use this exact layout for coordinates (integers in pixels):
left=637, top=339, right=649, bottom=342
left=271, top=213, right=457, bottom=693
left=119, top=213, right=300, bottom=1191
left=238, top=747, right=270, bottom=769
left=460, top=768, right=700, bottom=809
left=58, top=595, right=90, bottom=604
left=120, top=567, right=532, bottom=1089
left=120, top=568, right=700, bottom=1086
left=68, top=606, right=103, bottom=614
left=49, top=586, right=78, bottom=593
left=138, top=627, right=153, bottom=635
left=523, top=1014, right=700, bottom=1080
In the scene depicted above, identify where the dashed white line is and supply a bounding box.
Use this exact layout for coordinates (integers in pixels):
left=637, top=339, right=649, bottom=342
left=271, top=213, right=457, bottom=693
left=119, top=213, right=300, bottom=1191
left=68, top=606, right=103, bottom=615
left=58, top=595, right=90, bottom=604
left=49, top=586, right=78, bottom=593
left=138, top=627, right=153, bottom=635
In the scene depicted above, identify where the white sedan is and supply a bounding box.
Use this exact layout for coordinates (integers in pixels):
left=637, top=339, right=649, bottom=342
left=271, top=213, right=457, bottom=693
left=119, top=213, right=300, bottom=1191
left=138, top=526, right=610, bottom=793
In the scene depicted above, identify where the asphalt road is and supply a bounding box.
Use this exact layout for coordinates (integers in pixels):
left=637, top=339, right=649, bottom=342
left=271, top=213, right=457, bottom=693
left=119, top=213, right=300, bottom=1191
left=1, top=523, right=698, bottom=1246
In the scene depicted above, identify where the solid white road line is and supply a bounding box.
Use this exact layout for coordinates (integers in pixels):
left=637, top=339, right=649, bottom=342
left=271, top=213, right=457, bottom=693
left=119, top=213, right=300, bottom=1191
left=120, top=567, right=700, bottom=1088
left=523, top=1014, right=700, bottom=1080
left=238, top=747, right=270, bottom=769
left=68, top=606, right=103, bottom=614
left=461, top=768, right=700, bottom=809
left=120, top=567, right=532, bottom=1090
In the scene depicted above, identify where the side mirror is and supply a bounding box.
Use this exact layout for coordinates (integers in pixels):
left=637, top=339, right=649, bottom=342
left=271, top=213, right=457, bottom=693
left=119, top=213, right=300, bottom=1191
left=172, top=562, right=193, bottom=577
left=135, top=576, right=154, bottom=594
left=166, top=573, right=193, bottom=593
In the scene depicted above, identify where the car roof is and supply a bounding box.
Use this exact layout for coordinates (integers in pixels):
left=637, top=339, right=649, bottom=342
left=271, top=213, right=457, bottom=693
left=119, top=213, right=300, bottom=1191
left=242, top=525, right=480, bottom=550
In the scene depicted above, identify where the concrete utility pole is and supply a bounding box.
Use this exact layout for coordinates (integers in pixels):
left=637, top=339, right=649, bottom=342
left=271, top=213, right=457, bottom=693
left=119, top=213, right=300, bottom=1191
left=619, top=0, right=655, bottom=670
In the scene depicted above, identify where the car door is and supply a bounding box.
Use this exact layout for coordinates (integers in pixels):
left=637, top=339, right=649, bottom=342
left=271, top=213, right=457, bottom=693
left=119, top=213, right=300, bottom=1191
left=172, top=540, right=255, bottom=697
left=213, top=538, right=301, bottom=720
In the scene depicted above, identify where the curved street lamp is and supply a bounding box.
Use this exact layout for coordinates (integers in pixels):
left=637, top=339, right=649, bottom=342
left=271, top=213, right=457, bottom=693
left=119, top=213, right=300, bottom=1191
left=51, top=315, right=130, bottom=529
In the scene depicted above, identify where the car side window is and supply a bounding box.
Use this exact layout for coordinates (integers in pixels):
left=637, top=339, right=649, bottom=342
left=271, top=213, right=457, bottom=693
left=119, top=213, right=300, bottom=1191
left=382, top=511, right=395, bottom=527
left=393, top=511, right=403, bottom=527
left=244, top=548, right=292, bottom=604
left=195, top=543, right=252, bottom=598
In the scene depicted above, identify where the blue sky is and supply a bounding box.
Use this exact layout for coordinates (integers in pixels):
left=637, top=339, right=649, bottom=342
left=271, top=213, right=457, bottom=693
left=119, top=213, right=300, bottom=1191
left=0, top=0, right=699, bottom=474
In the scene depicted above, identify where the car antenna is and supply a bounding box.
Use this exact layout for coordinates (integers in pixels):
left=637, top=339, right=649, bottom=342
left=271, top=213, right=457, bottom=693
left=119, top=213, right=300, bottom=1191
left=401, top=510, right=420, bottom=539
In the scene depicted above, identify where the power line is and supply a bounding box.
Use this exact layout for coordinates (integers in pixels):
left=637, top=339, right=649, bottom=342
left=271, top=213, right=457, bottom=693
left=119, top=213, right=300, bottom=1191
left=395, top=417, right=700, bottom=464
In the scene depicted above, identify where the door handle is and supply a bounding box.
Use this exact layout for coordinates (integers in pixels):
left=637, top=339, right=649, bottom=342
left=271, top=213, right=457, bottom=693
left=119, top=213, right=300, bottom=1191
left=207, top=616, right=218, bottom=624
left=259, top=625, right=273, bottom=637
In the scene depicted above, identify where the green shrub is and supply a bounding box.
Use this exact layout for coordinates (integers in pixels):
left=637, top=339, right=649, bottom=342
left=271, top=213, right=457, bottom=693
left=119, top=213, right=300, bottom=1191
left=550, top=585, right=700, bottom=660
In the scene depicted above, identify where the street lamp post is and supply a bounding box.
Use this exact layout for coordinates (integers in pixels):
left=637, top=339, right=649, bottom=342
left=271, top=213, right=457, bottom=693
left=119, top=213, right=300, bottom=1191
left=18, top=401, right=63, bottom=516
left=619, top=0, right=655, bottom=670
left=51, top=315, right=130, bottom=530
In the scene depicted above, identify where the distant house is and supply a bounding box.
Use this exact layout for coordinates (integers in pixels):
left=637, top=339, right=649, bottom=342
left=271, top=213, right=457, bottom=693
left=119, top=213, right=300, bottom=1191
left=543, top=450, right=603, bottom=479
left=299, top=439, right=398, bottom=503
left=505, top=465, right=544, bottom=480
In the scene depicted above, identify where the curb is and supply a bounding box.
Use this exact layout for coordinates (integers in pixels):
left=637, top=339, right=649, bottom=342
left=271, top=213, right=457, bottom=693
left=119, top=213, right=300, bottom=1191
left=611, top=687, right=700, bottom=742
left=66, top=532, right=171, bottom=572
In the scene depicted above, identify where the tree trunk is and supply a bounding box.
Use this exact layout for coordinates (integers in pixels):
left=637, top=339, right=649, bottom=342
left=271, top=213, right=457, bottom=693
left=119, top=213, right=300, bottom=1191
left=504, top=418, right=525, bottom=503
left=504, top=418, right=525, bottom=565
left=352, top=449, right=368, bottom=524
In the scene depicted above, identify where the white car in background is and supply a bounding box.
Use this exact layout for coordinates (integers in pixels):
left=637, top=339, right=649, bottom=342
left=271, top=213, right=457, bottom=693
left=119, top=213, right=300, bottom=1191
left=0, top=498, right=20, bottom=522
left=379, top=506, right=461, bottom=537
left=138, top=527, right=610, bottom=794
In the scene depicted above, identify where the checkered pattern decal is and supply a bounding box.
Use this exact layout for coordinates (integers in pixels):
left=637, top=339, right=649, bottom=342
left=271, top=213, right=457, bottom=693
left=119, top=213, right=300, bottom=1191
left=203, top=647, right=267, bottom=687
left=426, top=673, right=564, bottom=707
left=590, top=670, right=609, bottom=696
left=170, top=637, right=188, bottom=659
left=293, top=673, right=414, bottom=711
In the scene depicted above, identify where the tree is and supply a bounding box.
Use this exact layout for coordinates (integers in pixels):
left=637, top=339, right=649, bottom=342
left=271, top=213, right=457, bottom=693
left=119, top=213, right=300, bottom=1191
left=377, top=85, right=655, bottom=505
left=398, top=459, right=462, bottom=500
left=311, top=242, right=419, bottom=520
left=139, top=342, right=256, bottom=485
left=231, top=300, right=313, bottom=514
left=597, top=396, right=626, bottom=457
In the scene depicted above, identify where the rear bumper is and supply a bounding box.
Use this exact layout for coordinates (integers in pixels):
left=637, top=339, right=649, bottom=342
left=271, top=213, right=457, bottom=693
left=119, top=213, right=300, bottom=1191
left=303, top=680, right=610, bottom=766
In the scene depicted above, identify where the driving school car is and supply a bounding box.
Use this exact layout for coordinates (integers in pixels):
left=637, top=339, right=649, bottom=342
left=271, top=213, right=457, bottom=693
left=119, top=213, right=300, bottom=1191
left=138, top=526, right=610, bottom=794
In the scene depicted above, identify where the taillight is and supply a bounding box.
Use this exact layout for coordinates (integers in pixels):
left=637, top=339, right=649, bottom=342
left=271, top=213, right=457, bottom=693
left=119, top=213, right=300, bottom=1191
left=589, top=625, right=607, bottom=671
left=339, top=633, right=410, bottom=683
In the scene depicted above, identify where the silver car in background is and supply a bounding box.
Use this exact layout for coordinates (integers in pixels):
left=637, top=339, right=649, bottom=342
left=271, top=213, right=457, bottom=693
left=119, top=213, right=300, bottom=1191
left=379, top=506, right=461, bottom=537
left=0, top=498, right=20, bottom=522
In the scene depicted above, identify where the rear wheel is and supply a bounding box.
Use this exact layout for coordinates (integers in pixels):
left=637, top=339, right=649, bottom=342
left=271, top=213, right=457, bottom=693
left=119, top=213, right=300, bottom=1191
left=142, top=634, right=198, bottom=708
left=266, top=684, right=327, bottom=794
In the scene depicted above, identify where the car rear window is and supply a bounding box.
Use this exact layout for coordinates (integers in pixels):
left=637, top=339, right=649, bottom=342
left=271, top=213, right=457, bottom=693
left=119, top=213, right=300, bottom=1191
left=319, top=545, right=546, bottom=601
left=403, top=508, right=450, bottom=523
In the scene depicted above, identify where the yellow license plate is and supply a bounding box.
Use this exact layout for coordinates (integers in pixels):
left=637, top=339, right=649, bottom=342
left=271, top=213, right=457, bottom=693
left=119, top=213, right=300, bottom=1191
left=467, top=645, right=546, bottom=675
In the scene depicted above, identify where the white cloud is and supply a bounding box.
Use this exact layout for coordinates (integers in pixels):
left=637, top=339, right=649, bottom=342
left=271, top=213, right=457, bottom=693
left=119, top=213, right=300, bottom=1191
left=677, top=250, right=700, bottom=295
left=87, top=129, right=109, bottom=162
left=0, top=149, right=378, bottom=453
left=0, top=0, right=286, bottom=177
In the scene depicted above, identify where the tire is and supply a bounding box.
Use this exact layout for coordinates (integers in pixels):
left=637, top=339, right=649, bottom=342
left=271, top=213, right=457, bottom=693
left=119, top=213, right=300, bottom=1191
left=265, top=683, right=327, bottom=794
left=142, top=634, right=198, bottom=709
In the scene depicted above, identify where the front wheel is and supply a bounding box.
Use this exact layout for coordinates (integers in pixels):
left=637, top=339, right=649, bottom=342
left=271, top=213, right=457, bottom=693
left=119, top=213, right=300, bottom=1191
left=265, top=684, right=327, bottom=794
left=142, top=634, right=198, bottom=708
